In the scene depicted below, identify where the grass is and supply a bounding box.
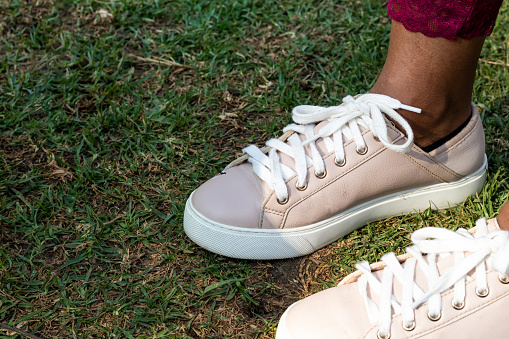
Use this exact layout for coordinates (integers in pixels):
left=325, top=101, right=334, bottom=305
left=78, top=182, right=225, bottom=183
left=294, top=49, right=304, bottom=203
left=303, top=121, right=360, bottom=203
left=0, top=0, right=508, bottom=338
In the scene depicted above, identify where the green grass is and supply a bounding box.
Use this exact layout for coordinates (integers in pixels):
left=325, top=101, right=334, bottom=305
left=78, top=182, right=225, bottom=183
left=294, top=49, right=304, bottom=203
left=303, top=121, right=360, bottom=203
left=1, top=0, right=508, bottom=338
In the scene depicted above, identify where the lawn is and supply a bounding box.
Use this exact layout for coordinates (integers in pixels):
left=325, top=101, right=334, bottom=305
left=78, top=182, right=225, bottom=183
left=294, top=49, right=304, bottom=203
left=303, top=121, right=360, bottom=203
left=0, top=0, right=508, bottom=338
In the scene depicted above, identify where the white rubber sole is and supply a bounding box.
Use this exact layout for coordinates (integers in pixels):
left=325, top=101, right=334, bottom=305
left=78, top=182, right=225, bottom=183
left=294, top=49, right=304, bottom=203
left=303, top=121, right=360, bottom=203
left=184, top=156, right=487, bottom=260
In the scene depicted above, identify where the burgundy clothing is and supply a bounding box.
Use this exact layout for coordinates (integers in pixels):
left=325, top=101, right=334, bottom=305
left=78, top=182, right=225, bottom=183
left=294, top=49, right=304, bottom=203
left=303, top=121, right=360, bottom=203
left=388, top=0, right=504, bottom=40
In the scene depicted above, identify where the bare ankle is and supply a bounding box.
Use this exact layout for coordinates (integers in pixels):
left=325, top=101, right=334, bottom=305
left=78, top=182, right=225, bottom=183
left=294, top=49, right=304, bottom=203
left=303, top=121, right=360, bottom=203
left=369, top=21, right=485, bottom=149
left=369, top=84, right=472, bottom=149
left=498, top=201, right=509, bottom=231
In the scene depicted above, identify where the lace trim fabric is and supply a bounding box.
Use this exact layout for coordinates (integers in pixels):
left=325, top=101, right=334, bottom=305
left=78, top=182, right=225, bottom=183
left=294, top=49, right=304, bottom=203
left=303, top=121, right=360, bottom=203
left=388, top=0, right=504, bottom=41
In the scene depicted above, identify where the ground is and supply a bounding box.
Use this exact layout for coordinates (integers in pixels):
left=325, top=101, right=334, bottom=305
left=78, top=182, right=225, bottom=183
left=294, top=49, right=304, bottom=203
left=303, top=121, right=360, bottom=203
left=0, top=0, right=508, bottom=338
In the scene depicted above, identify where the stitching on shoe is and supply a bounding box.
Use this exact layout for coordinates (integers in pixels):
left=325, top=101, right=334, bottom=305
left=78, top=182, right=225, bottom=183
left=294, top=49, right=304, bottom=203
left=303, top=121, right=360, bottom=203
left=259, top=190, right=274, bottom=229
left=278, top=132, right=460, bottom=228
left=433, top=113, right=479, bottom=158
left=411, top=145, right=462, bottom=179
left=264, top=208, right=285, bottom=216
left=261, top=127, right=443, bottom=229
left=260, top=208, right=284, bottom=229
left=383, top=119, right=461, bottom=181
left=261, top=130, right=373, bottom=219
left=401, top=153, right=453, bottom=182
left=279, top=145, right=388, bottom=228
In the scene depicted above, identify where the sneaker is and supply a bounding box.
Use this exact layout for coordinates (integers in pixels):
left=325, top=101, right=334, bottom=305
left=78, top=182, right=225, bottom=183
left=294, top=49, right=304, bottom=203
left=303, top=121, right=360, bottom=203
left=275, top=218, right=509, bottom=339
left=184, top=94, right=487, bottom=259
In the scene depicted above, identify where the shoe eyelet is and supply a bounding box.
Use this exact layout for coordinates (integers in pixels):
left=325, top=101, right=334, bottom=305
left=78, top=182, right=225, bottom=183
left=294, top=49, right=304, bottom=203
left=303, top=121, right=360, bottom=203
left=499, top=275, right=509, bottom=284
left=452, top=299, right=465, bottom=310
left=277, top=197, right=288, bottom=205
left=476, top=287, right=489, bottom=298
left=427, top=311, right=441, bottom=322
left=296, top=182, right=308, bottom=191
left=315, top=169, right=327, bottom=179
left=402, top=320, right=416, bottom=331
left=377, top=330, right=390, bottom=339
left=334, top=158, right=346, bottom=167
left=356, top=146, right=368, bottom=155
left=373, top=136, right=380, bottom=142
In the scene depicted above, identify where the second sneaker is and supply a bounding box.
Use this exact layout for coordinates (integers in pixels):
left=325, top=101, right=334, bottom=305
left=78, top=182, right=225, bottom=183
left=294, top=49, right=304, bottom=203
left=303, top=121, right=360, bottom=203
left=275, top=218, right=509, bottom=338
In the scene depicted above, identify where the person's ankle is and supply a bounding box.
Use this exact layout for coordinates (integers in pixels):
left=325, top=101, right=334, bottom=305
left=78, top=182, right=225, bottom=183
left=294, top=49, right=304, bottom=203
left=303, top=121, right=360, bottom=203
left=369, top=84, right=472, bottom=149
left=497, top=201, right=509, bottom=231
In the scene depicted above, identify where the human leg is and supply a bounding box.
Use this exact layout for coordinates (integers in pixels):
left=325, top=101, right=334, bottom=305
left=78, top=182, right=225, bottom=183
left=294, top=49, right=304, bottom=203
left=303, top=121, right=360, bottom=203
left=370, top=0, right=509, bottom=228
left=370, top=0, right=503, bottom=149
left=498, top=201, right=509, bottom=230
left=370, top=21, right=484, bottom=149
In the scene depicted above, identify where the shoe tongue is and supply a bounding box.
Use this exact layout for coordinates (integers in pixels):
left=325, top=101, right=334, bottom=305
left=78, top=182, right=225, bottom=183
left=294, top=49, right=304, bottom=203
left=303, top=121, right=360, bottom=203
left=313, top=119, right=330, bottom=132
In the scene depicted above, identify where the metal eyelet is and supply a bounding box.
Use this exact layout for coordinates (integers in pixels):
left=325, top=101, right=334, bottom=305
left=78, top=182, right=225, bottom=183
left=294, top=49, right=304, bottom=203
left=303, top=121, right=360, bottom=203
left=476, top=287, right=489, bottom=298
left=296, top=182, right=308, bottom=191
left=499, top=275, right=509, bottom=284
left=427, top=311, right=441, bottom=322
left=373, top=136, right=381, bottom=142
left=356, top=146, right=368, bottom=155
left=377, top=330, right=390, bottom=339
left=334, top=157, right=346, bottom=167
left=402, top=320, right=416, bottom=331
left=452, top=299, right=465, bottom=310
left=277, top=197, right=288, bottom=205
left=315, top=169, right=327, bottom=179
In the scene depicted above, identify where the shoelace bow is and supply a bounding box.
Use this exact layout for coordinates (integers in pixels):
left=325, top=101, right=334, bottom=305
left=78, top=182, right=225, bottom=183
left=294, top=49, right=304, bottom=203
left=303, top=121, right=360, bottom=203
left=241, top=94, right=421, bottom=202
left=356, top=218, right=509, bottom=338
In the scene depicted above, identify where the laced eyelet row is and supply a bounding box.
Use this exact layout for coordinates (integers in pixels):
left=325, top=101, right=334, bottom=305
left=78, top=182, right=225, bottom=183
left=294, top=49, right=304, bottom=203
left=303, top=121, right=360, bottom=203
left=399, top=310, right=440, bottom=335
left=377, top=331, right=390, bottom=339
left=334, top=144, right=368, bottom=168
left=452, top=279, right=503, bottom=312
left=285, top=144, right=369, bottom=201
left=401, top=296, right=469, bottom=332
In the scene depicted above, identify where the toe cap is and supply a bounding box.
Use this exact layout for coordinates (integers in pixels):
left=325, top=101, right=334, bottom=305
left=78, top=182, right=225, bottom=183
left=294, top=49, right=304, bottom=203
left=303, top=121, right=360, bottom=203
left=191, top=163, right=265, bottom=228
left=282, top=282, right=372, bottom=339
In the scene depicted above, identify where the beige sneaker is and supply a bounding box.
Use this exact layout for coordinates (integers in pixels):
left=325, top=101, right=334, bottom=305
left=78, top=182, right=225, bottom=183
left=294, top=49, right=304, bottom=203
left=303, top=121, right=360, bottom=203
left=276, top=218, right=509, bottom=339
left=184, top=94, right=487, bottom=259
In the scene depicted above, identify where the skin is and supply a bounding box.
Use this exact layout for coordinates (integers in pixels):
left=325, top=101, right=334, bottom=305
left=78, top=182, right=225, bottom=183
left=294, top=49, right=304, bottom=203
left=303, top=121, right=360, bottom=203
left=369, top=20, right=509, bottom=229
left=498, top=202, right=509, bottom=230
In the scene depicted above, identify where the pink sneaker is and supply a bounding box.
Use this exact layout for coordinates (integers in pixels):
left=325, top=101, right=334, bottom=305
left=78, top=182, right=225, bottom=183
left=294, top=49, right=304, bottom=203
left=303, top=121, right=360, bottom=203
left=276, top=218, right=509, bottom=339
left=184, top=94, right=487, bottom=259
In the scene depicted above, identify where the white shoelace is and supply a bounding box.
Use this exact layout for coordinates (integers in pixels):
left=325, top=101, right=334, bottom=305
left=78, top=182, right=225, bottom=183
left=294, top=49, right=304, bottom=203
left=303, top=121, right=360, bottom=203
left=241, top=94, right=421, bottom=202
left=356, top=218, right=509, bottom=338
